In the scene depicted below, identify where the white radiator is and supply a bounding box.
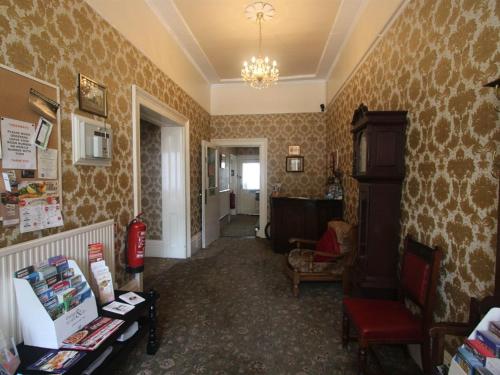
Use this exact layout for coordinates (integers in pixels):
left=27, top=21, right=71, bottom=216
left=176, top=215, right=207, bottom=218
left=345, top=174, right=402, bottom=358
left=0, top=220, right=115, bottom=344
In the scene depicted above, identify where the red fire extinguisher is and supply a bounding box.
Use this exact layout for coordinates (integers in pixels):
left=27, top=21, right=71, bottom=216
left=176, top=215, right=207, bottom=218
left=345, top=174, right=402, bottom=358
left=229, top=191, right=236, bottom=210
left=126, top=213, right=147, bottom=273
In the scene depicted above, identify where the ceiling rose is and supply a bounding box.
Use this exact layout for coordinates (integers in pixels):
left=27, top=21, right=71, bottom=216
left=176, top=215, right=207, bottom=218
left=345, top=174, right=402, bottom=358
left=241, top=2, right=279, bottom=89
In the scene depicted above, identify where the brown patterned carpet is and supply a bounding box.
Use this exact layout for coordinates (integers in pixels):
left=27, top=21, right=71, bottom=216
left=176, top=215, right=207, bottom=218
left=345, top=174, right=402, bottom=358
left=113, top=237, right=423, bottom=374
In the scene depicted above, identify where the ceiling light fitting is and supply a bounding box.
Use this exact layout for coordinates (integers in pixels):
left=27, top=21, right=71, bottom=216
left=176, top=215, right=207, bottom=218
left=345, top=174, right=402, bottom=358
left=241, top=2, right=279, bottom=89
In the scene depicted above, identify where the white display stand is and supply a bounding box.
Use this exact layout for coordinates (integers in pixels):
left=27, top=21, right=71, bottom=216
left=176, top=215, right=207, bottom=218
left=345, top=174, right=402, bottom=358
left=449, top=307, right=500, bottom=375
left=13, top=260, right=98, bottom=349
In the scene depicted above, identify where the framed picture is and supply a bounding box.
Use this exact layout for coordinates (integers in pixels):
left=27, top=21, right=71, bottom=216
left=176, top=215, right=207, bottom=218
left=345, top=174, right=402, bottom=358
left=78, top=74, right=107, bottom=117
left=286, top=156, right=304, bottom=172
left=288, top=145, right=300, bottom=155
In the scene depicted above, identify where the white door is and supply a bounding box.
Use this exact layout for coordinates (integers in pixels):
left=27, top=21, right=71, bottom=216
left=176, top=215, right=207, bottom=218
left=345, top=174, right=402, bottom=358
left=161, top=126, right=187, bottom=258
left=202, top=140, right=220, bottom=248
left=237, top=156, right=260, bottom=215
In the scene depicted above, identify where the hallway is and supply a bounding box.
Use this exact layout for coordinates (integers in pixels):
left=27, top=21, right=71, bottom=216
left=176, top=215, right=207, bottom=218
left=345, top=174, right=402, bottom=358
left=115, top=238, right=422, bottom=374
left=221, top=214, right=258, bottom=237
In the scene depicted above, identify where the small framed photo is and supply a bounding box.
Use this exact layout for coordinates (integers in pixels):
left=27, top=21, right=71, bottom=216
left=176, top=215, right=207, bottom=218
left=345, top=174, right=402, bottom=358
left=288, top=145, right=300, bottom=155
left=286, top=156, right=304, bottom=172
left=78, top=73, right=107, bottom=117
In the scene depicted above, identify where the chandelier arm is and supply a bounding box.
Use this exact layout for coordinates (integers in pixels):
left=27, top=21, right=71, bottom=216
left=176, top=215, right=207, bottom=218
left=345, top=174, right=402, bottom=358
left=258, top=13, right=263, bottom=56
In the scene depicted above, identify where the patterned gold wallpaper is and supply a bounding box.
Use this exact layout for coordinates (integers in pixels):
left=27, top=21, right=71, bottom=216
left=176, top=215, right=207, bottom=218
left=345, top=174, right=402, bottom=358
left=327, top=0, right=499, bottom=323
left=0, top=0, right=210, bottom=285
left=140, top=121, right=162, bottom=240
left=211, top=113, right=329, bottom=199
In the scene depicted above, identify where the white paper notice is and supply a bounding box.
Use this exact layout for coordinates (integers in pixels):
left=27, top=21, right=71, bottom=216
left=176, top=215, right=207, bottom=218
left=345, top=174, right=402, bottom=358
left=44, top=202, right=63, bottom=229
left=19, top=198, right=44, bottom=233
left=0, top=118, right=36, bottom=169
left=19, top=198, right=63, bottom=233
left=37, top=148, right=58, bottom=179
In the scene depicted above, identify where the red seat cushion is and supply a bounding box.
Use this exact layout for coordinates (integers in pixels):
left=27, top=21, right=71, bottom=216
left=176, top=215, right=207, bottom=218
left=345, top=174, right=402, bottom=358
left=343, top=297, right=423, bottom=342
left=314, top=228, right=340, bottom=262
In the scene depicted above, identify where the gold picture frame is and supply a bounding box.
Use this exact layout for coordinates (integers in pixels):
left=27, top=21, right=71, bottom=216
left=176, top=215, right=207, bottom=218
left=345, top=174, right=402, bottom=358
left=288, top=145, right=300, bottom=155
left=78, top=73, right=107, bottom=117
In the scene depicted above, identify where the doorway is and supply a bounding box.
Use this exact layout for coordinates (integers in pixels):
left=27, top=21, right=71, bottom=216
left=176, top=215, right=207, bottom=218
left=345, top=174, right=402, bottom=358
left=201, top=138, right=267, bottom=246
left=132, top=85, right=191, bottom=262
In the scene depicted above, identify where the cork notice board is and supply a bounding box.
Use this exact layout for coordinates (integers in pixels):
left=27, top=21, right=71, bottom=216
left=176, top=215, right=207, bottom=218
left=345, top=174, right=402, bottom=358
left=0, top=64, right=62, bottom=234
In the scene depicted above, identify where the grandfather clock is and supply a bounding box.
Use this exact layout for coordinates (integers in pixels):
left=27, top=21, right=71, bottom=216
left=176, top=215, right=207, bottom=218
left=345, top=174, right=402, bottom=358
left=350, top=104, right=408, bottom=297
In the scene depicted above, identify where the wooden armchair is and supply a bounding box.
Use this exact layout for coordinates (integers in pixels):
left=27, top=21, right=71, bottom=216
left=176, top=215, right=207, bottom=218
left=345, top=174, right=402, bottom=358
left=285, top=220, right=357, bottom=297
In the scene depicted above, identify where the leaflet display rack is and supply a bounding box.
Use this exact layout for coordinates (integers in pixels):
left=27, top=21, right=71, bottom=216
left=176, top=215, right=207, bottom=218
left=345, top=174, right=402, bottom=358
left=12, top=260, right=98, bottom=349
left=448, top=308, right=500, bottom=374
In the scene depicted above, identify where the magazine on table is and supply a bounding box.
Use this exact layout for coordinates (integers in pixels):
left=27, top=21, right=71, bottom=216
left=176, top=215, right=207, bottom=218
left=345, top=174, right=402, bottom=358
left=27, top=350, right=85, bottom=374
left=119, top=291, right=145, bottom=306
left=102, top=301, right=134, bottom=315
left=61, top=317, right=124, bottom=351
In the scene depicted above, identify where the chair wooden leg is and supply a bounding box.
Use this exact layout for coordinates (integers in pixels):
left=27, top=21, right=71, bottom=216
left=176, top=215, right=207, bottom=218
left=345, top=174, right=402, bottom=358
left=430, top=333, right=444, bottom=369
left=421, top=338, right=431, bottom=375
left=358, top=346, right=367, bottom=375
left=342, top=312, right=349, bottom=348
left=293, top=272, right=300, bottom=297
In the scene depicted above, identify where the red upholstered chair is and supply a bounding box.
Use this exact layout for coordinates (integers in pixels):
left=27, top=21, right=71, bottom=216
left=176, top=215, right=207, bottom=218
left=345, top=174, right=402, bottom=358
left=342, top=236, right=442, bottom=375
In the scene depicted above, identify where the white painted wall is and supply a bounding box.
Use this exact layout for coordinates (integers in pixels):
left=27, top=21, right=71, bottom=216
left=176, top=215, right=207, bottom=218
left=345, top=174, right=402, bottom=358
left=326, top=0, right=407, bottom=103
left=84, top=0, right=210, bottom=112
left=211, top=80, right=326, bottom=115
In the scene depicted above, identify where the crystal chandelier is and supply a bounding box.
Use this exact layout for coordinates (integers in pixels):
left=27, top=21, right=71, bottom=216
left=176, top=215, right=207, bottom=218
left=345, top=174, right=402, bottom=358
left=241, top=2, right=279, bottom=89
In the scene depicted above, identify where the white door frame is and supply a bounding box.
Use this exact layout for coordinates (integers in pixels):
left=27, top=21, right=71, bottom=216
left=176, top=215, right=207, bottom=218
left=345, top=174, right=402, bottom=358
left=201, top=140, right=220, bottom=248
left=211, top=138, right=268, bottom=238
left=131, top=85, right=191, bottom=261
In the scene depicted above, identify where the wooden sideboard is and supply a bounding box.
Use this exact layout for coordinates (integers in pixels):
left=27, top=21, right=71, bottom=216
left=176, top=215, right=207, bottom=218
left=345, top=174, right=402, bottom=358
left=270, top=197, right=343, bottom=253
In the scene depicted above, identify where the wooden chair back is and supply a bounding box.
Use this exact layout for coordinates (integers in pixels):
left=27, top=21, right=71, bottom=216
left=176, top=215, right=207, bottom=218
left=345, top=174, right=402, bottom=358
left=399, top=236, right=442, bottom=327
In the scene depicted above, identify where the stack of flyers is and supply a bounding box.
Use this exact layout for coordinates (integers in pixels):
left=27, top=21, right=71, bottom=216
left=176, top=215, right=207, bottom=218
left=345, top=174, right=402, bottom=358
left=90, top=260, right=114, bottom=305
left=48, top=255, right=67, bottom=269
left=45, top=273, right=60, bottom=287
left=69, top=275, right=81, bottom=286
left=61, top=317, right=124, bottom=351
left=13, top=266, right=34, bottom=279
left=33, top=280, right=48, bottom=296
left=38, top=289, right=55, bottom=304
left=14, top=266, right=41, bottom=285
left=27, top=350, right=85, bottom=374
left=88, top=243, right=104, bottom=264
left=52, top=280, right=70, bottom=294
left=60, top=268, right=75, bottom=280
left=38, top=265, right=57, bottom=280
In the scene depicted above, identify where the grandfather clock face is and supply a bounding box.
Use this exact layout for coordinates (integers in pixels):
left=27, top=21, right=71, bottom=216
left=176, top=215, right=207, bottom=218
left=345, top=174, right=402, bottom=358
left=358, top=131, right=367, bottom=174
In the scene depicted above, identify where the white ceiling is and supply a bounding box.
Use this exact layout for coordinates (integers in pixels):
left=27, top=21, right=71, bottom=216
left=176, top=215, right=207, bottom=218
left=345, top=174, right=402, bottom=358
left=146, top=0, right=366, bottom=84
